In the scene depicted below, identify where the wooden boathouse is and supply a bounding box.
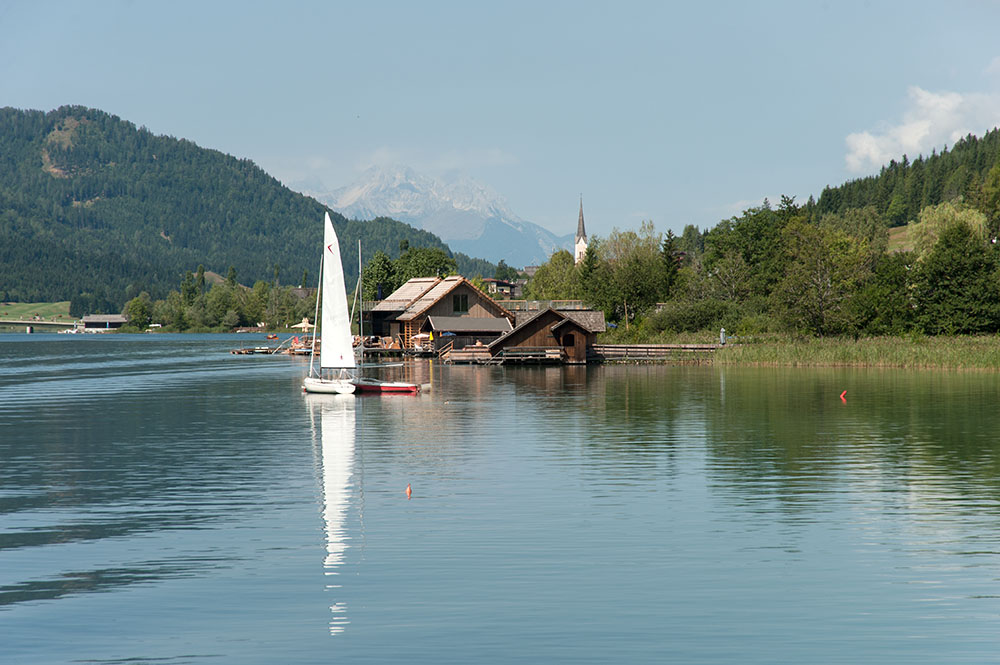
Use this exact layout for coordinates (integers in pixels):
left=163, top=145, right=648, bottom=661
left=369, top=276, right=515, bottom=351
left=81, top=314, right=129, bottom=330
left=444, top=307, right=606, bottom=365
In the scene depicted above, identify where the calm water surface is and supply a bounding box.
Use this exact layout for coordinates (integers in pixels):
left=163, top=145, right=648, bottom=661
left=2, top=334, right=1000, bottom=663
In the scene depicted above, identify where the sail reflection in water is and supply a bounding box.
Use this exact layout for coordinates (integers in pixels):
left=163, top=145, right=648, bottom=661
left=307, top=394, right=356, bottom=635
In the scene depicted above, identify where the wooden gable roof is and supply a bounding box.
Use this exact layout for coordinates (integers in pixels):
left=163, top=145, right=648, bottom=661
left=561, top=310, right=606, bottom=333
left=396, top=276, right=514, bottom=322
left=513, top=308, right=606, bottom=332
left=551, top=316, right=592, bottom=335
left=371, top=277, right=440, bottom=313
left=488, top=307, right=566, bottom=351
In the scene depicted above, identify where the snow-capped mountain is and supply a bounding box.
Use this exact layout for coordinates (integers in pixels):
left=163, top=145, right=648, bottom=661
left=308, top=165, right=572, bottom=267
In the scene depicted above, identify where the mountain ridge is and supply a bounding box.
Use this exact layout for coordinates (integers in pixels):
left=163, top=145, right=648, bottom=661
left=307, top=165, right=573, bottom=267
left=0, top=106, right=483, bottom=308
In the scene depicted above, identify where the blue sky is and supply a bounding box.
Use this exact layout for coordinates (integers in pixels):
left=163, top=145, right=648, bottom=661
left=4, top=0, right=1000, bottom=239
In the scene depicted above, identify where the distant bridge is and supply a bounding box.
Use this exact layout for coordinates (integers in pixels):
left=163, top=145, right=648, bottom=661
left=0, top=319, right=78, bottom=329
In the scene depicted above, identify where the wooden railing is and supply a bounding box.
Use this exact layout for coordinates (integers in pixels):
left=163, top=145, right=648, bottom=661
left=590, top=343, right=719, bottom=359
left=492, top=347, right=565, bottom=364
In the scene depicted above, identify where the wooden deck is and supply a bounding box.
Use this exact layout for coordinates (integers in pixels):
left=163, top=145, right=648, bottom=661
left=590, top=343, right=720, bottom=362
left=442, top=347, right=493, bottom=364
left=445, top=343, right=723, bottom=365
left=364, top=347, right=404, bottom=358
left=492, top=347, right=565, bottom=365
left=444, top=346, right=565, bottom=365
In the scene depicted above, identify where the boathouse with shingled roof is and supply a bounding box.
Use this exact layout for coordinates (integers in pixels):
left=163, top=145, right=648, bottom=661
left=370, top=276, right=515, bottom=349
left=488, top=307, right=606, bottom=364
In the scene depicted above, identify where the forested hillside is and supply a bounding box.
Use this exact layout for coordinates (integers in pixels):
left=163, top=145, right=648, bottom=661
left=0, top=105, right=489, bottom=312
left=522, top=127, right=1000, bottom=339
left=814, top=128, right=1000, bottom=228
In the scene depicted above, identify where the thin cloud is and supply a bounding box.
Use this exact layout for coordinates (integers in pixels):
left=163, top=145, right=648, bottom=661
left=355, top=146, right=518, bottom=177
left=427, top=148, right=519, bottom=173
left=356, top=146, right=408, bottom=172
left=845, top=86, right=1000, bottom=173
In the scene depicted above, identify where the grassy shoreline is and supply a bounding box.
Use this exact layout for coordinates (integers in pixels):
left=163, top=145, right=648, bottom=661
left=597, top=328, right=1000, bottom=370
left=0, top=301, right=72, bottom=321
left=713, top=335, right=1000, bottom=370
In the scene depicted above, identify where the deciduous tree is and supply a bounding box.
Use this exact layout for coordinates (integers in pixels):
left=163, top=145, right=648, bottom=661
left=912, top=222, right=1000, bottom=334
left=772, top=221, right=873, bottom=336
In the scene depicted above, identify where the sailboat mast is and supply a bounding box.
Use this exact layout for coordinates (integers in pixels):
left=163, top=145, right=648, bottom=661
left=308, top=249, right=324, bottom=377
left=358, top=240, right=363, bottom=340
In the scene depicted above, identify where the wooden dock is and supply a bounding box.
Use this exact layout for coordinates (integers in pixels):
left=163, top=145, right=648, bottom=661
left=438, top=343, right=724, bottom=365
left=230, top=346, right=282, bottom=355
left=442, top=347, right=493, bottom=364
left=444, top=346, right=565, bottom=365
left=364, top=347, right=404, bottom=358
left=491, top=347, right=566, bottom=365
left=590, top=343, right=720, bottom=362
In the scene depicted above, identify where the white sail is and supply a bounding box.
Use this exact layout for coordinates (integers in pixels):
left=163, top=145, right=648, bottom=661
left=319, top=213, right=357, bottom=370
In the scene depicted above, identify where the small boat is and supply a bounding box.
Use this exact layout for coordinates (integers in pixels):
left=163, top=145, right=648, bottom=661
left=266, top=333, right=278, bottom=339
left=303, top=213, right=357, bottom=395
left=352, top=377, right=420, bottom=394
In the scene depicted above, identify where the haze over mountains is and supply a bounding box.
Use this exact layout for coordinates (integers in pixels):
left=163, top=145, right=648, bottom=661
left=306, top=166, right=573, bottom=268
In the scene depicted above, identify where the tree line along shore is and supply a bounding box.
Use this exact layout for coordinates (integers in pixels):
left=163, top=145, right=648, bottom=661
left=8, top=298, right=1000, bottom=371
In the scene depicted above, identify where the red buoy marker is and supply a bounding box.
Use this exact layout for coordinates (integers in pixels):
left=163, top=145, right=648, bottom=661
left=406, top=483, right=412, bottom=500
left=840, top=390, right=847, bottom=403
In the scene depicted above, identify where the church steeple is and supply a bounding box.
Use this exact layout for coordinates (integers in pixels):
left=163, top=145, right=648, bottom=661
left=574, top=195, right=588, bottom=264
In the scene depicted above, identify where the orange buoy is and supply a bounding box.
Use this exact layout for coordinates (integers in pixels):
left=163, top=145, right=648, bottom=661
left=406, top=483, right=412, bottom=499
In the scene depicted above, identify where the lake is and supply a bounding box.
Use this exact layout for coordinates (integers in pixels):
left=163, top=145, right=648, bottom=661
left=2, top=334, right=1000, bottom=663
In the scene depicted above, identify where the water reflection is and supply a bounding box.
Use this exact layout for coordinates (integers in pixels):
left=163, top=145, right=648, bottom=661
left=307, top=394, right=356, bottom=635
left=0, top=559, right=225, bottom=606
left=0, top=335, right=306, bottom=610
left=8, top=337, right=1000, bottom=662
left=698, top=368, right=1000, bottom=503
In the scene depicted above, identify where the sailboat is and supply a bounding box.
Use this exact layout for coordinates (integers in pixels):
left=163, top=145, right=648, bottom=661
left=350, top=240, right=421, bottom=394
left=303, top=213, right=357, bottom=394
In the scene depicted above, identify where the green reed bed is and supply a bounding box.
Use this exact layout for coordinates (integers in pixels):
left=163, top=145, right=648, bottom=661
left=715, top=335, right=1000, bottom=370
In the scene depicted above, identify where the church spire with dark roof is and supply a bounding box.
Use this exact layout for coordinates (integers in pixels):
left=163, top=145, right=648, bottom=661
left=574, top=195, right=588, bottom=264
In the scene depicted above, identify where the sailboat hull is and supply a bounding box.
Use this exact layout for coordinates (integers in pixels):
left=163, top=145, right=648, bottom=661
left=303, top=376, right=357, bottom=395
left=352, top=378, right=420, bottom=394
